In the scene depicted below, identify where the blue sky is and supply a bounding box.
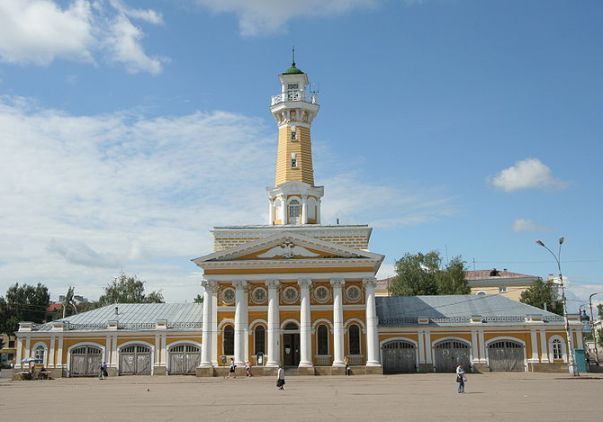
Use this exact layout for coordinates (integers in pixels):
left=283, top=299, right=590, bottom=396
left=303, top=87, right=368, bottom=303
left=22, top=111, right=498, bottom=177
left=0, top=0, right=602, bottom=311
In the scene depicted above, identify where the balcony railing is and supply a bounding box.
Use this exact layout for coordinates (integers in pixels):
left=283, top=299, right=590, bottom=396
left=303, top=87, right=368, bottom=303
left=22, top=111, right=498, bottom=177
left=271, top=91, right=319, bottom=106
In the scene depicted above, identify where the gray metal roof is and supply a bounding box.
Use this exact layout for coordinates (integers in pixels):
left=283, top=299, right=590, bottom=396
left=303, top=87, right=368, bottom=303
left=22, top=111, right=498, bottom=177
left=376, top=295, right=564, bottom=326
left=34, top=303, right=203, bottom=332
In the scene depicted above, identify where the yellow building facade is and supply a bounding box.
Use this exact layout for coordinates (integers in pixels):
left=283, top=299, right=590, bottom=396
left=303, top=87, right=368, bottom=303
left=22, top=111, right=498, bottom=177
left=15, top=61, right=581, bottom=377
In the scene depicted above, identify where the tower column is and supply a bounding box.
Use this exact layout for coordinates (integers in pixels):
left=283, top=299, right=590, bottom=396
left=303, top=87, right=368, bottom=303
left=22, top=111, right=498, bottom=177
left=233, top=281, right=248, bottom=366
left=298, top=279, right=313, bottom=368
left=301, top=195, right=308, bottom=224
left=331, top=279, right=345, bottom=367
left=268, top=199, right=274, bottom=225
left=266, top=280, right=281, bottom=367
left=363, top=277, right=381, bottom=367
left=200, top=280, right=216, bottom=367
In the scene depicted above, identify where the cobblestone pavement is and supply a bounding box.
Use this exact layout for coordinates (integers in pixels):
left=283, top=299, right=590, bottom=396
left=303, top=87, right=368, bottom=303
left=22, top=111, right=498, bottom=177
left=1, top=373, right=600, bottom=422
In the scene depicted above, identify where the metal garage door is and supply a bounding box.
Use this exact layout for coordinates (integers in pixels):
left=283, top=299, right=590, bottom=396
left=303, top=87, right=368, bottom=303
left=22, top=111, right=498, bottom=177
left=169, top=344, right=201, bottom=375
left=119, top=344, right=152, bottom=375
left=70, top=345, right=102, bottom=377
left=382, top=340, right=417, bottom=373
left=434, top=340, right=471, bottom=372
left=488, top=340, right=525, bottom=372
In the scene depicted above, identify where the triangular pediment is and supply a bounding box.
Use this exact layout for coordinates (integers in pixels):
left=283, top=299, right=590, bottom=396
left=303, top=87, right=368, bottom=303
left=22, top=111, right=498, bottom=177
left=192, top=232, right=383, bottom=265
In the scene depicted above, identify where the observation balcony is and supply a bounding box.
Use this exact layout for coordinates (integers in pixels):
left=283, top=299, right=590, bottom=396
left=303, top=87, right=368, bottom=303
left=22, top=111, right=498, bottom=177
left=271, top=90, right=319, bottom=106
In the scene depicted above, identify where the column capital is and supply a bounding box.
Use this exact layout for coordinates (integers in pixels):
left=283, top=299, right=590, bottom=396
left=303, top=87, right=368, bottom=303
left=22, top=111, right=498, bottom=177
left=330, top=278, right=345, bottom=289
left=201, top=280, right=218, bottom=293
left=265, top=279, right=280, bottom=289
left=232, top=280, right=248, bottom=290
left=362, top=277, right=377, bottom=289
left=297, top=278, right=312, bottom=289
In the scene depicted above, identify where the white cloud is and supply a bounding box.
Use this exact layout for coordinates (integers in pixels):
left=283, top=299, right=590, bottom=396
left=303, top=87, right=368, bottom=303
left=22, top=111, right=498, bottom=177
left=0, top=0, right=164, bottom=74
left=512, top=218, right=550, bottom=233
left=196, top=0, right=378, bottom=36
left=491, top=158, right=567, bottom=192
left=0, top=96, right=453, bottom=301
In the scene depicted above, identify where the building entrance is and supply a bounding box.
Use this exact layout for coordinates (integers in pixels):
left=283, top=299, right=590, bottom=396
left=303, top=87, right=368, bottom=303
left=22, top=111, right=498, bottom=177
left=283, top=333, right=300, bottom=366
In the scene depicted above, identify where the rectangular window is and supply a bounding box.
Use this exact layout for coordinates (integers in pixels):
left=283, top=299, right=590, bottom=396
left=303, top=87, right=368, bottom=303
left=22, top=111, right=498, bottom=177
left=291, top=153, right=297, bottom=168
left=498, top=286, right=507, bottom=293
left=291, top=129, right=297, bottom=141
left=287, top=83, right=299, bottom=90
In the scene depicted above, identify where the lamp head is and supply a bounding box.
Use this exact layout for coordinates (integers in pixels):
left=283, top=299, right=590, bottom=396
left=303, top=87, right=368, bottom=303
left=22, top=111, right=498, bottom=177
left=559, top=236, right=565, bottom=245
left=536, top=240, right=545, bottom=247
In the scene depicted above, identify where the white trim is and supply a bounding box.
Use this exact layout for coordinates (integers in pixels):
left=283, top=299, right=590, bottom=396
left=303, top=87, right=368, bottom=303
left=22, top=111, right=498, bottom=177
left=315, top=323, right=330, bottom=356
left=379, top=337, right=419, bottom=372
left=548, top=335, right=567, bottom=363
left=281, top=318, right=300, bottom=331
left=66, top=342, right=105, bottom=374
left=249, top=318, right=268, bottom=331
left=346, top=323, right=363, bottom=356
left=312, top=318, right=334, bottom=334
left=218, top=319, right=235, bottom=331
left=485, top=336, right=528, bottom=371
left=207, top=272, right=375, bottom=282
left=344, top=318, right=366, bottom=334
left=251, top=323, right=267, bottom=356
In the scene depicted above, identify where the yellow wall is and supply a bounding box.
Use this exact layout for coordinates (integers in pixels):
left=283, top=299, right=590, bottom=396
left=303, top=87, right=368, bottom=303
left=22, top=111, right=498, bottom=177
left=275, top=125, right=314, bottom=186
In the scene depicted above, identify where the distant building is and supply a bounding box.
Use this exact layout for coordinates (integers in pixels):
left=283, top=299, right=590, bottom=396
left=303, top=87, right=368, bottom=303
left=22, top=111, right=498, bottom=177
left=0, top=334, right=16, bottom=367
left=465, top=269, right=540, bottom=301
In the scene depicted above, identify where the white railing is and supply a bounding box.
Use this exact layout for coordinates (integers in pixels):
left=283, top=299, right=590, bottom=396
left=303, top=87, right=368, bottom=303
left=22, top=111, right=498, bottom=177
left=347, top=355, right=364, bottom=366
left=271, top=91, right=319, bottom=106
left=314, top=355, right=332, bottom=366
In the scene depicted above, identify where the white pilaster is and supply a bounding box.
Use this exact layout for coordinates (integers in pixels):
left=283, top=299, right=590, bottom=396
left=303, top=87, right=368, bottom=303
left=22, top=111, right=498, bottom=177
left=279, top=196, right=286, bottom=224
left=316, top=199, right=321, bottom=224
left=48, top=335, right=55, bottom=368
left=298, top=279, right=313, bottom=367
left=268, top=199, right=274, bottom=225
left=540, top=329, right=549, bottom=363
left=110, top=335, right=117, bottom=368
left=301, top=196, right=308, bottom=224
left=57, top=335, right=64, bottom=368
left=105, top=335, right=111, bottom=364
left=15, top=337, right=23, bottom=369
left=25, top=336, right=31, bottom=359
left=424, top=331, right=432, bottom=365
left=478, top=329, right=486, bottom=363
left=200, top=280, right=216, bottom=367
left=331, top=279, right=345, bottom=367
left=418, top=330, right=425, bottom=365
left=363, top=277, right=381, bottom=367
left=529, top=329, right=539, bottom=363
left=160, top=334, right=167, bottom=367
left=212, top=289, right=218, bottom=366
left=233, top=280, right=248, bottom=366
left=266, top=280, right=280, bottom=367
left=471, top=330, right=479, bottom=363
left=155, top=334, right=160, bottom=366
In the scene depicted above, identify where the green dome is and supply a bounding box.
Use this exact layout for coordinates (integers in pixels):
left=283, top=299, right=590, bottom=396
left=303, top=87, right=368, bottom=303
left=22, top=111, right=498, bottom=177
left=282, top=62, right=304, bottom=75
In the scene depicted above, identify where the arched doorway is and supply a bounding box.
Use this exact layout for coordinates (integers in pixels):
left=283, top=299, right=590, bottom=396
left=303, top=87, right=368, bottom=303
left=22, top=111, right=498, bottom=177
left=119, top=344, right=152, bottom=375
left=433, top=340, right=471, bottom=372
left=488, top=340, right=525, bottom=372
left=282, top=322, right=300, bottom=367
left=381, top=340, right=416, bottom=373
left=70, top=345, right=102, bottom=377
left=169, top=344, right=201, bottom=375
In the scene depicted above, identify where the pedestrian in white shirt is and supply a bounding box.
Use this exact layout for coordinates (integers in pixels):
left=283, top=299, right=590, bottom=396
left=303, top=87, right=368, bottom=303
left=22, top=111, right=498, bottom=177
left=456, top=363, right=466, bottom=393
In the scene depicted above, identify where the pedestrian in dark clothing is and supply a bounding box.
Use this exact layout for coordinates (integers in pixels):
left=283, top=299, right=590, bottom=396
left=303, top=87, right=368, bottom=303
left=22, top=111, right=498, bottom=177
left=456, top=363, right=466, bottom=393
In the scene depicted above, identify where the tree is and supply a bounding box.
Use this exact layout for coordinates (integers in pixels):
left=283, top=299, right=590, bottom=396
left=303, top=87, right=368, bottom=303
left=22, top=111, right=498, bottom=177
left=0, top=283, right=50, bottom=335
left=520, top=279, right=563, bottom=316
left=193, top=294, right=204, bottom=304
left=98, top=274, right=164, bottom=306
left=389, top=251, right=469, bottom=296
left=62, top=286, right=78, bottom=318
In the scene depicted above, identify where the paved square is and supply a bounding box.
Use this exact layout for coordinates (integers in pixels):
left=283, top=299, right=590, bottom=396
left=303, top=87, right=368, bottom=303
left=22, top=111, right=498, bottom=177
left=1, top=373, right=600, bottom=422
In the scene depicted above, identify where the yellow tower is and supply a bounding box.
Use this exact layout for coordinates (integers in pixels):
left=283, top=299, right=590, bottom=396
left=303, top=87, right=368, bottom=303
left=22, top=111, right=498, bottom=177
left=267, top=56, right=324, bottom=225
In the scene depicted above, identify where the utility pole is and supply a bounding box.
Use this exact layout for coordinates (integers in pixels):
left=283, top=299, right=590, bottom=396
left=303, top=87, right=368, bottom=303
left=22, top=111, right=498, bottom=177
left=536, top=237, right=578, bottom=376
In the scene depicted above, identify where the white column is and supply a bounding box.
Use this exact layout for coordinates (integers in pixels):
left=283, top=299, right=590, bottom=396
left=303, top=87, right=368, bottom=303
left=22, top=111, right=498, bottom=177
left=268, top=199, right=274, bottom=225
left=105, top=335, right=111, bottom=365
left=540, top=329, right=549, bottom=363
left=212, top=287, right=218, bottom=366
left=57, top=335, right=64, bottom=368
left=244, top=286, right=249, bottom=362
left=478, top=329, right=486, bottom=363
left=48, top=335, right=55, bottom=368
left=233, top=280, right=248, bottom=366
left=279, top=196, right=286, bottom=224
left=266, top=280, right=280, bottom=367
left=331, top=279, right=345, bottom=367
left=298, top=279, right=313, bottom=367
left=424, top=331, right=432, bottom=365
left=200, top=280, right=215, bottom=367
left=316, top=200, right=321, bottom=224
left=25, top=336, right=31, bottom=359
left=15, top=337, right=23, bottom=369
left=301, top=196, right=308, bottom=224
left=417, top=330, right=425, bottom=365
left=160, top=334, right=167, bottom=366
left=363, top=277, right=381, bottom=367
left=471, top=330, right=479, bottom=363
left=530, top=329, right=539, bottom=362
left=110, top=335, right=117, bottom=368
left=154, top=334, right=160, bottom=367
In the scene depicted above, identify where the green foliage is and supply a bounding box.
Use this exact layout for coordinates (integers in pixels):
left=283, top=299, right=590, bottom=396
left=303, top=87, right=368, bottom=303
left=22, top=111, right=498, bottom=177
left=598, top=304, right=603, bottom=319
left=98, top=274, right=164, bottom=306
left=389, top=251, right=469, bottom=296
left=193, top=294, right=204, bottom=304
left=0, top=283, right=50, bottom=335
left=520, top=279, right=564, bottom=316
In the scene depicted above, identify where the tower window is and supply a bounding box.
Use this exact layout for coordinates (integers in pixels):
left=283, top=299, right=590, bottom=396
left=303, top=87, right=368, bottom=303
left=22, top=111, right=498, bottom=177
left=291, top=153, right=297, bottom=168
left=288, top=199, right=301, bottom=224
left=291, top=129, right=297, bottom=141
left=287, top=83, right=299, bottom=90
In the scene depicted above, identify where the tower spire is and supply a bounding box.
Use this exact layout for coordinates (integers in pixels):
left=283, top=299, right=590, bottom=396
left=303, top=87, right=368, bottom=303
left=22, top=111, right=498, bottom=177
left=292, top=46, right=295, bottom=66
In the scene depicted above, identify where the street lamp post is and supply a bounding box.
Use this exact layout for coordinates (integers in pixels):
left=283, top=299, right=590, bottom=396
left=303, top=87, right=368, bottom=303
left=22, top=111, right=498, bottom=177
left=589, top=293, right=600, bottom=365
left=536, top=237, right=578, bottom=376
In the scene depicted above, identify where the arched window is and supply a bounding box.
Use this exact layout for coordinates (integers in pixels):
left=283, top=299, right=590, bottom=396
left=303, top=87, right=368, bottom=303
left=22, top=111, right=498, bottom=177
left=552, top=339, right=563, bottom=360
left=349, top=324, right=361, bottom=355
left=317, top=325, right=329, bottom=356
left=223, top=325, right=234, bottom=355
left=288, top=199, right=301, bottom=224
left=34, top=344, right=46, bottom=363
left=254, top=325, right=266, bottom=355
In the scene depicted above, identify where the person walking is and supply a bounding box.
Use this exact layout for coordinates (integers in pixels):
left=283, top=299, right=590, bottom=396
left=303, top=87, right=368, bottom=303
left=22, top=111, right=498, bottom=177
left=456, top=363, right=466, bottom=393
left=276, top=366, right=285, bottom=390
left=228, top=358, right=237, bottom=379
left=245, top=360, right=253, bottom=377
left=99, top=362, right=107, bottom=380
